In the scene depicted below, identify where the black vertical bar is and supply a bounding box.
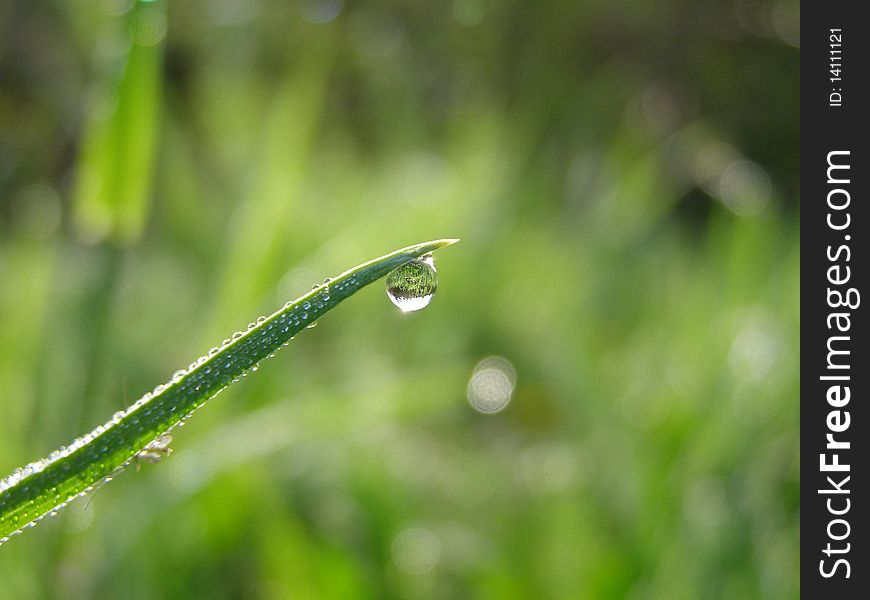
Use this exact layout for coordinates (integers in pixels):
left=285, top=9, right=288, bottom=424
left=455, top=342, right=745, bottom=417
left=802, top=2, right=868, bottom=596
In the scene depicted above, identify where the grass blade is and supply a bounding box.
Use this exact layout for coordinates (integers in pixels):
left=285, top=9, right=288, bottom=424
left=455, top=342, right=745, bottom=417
left=0, top=238, right=458, bottom=544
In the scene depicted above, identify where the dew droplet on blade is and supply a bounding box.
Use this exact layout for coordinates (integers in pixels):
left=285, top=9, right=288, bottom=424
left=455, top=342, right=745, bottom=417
left=385, top=256, right=438, bottom=312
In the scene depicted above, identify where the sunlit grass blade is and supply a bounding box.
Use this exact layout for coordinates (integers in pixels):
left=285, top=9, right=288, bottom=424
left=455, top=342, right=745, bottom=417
left=0, top=238, right=458, bottom=545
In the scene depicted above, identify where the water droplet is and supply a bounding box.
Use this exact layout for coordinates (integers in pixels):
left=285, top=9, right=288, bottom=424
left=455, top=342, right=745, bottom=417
left=386, top=256, right=438, bottom=312
left=307, top=321, right=317, bottom=329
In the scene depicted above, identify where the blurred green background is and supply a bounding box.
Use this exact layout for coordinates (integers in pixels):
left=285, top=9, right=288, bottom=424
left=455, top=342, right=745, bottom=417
left=0, top=0, right=799, bottom=598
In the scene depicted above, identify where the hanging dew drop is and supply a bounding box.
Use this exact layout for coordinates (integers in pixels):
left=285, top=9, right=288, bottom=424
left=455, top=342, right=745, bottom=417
left=386, top=255, right=438, bottom=312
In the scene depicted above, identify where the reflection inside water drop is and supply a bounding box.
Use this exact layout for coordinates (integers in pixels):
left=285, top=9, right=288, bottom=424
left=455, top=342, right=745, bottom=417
left=386, top=255, right=438, bottom=312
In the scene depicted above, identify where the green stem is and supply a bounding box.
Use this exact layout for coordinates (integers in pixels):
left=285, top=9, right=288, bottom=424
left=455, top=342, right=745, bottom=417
left=0, top=238, right=458, bottom=544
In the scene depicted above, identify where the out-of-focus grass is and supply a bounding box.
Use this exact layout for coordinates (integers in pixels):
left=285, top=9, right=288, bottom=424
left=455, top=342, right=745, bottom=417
left=1, top=1, right=798, bottom=599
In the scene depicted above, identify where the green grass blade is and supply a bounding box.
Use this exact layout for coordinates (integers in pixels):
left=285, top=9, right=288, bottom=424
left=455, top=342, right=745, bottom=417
left=0, top=238, right=459, bottom=545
